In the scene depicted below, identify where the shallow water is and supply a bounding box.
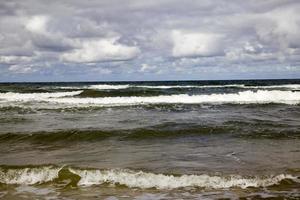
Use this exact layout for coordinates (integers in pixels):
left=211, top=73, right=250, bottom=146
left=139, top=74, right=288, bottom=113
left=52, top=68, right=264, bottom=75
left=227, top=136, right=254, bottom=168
left=0, top=80, right=300, bottom=199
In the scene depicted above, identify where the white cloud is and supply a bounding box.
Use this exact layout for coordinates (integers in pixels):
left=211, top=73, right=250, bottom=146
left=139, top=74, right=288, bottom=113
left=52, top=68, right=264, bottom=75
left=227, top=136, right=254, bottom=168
left=8, top=64, right=36, bottom=74
left=25, top=15, right=49, bottom=34
left=253, top=5, right=300, bottom=53
left=140, top=63, right=157, bottom=72
left=171, top=30, right=224, bottom=58
left=91, top=67, right=112, bottom=74
left=1, top=0, right=300, bottom=80
left=0, top=55, right=32, bottom=64
left=61, top=37, right=140, bottom=63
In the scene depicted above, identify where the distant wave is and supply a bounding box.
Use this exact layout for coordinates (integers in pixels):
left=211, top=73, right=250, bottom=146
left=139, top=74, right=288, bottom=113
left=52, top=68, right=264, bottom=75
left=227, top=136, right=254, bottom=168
left=135, top=84, right=300, bottom=90
left=0, top=165, right=297, bottom=189
left=88, top=84, right=130, bottom=90
left=243, top=84, right=300, bottom=89
left=56, top=85, right=130, bottom=90
left=1, top=90, right=300, bottom=105
left=36, top=90, right=300, bottom=105
left=55, top=84, right=300, bottom=90
left=0, top=91, right=82, bottom=101
left=121, top=84, right=244, bottom=89
left=136, top=84, right=244, bottom=89
left=56, top=84, right=242, bottom=90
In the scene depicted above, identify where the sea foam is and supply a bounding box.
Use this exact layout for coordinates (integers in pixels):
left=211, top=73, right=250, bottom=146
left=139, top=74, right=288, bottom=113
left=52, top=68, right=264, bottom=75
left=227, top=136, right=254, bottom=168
left=1, top=166, right=295, bottom=189
left=46, top=90, right=300, bottom=106
left=1, top=90, right=300, bottom=106
left=69, top=168, right=296, bottom=189
left=88, top=84, right=130, bottom=90
left=0, top=166, right=61, bottom=185
left=63, top=84, right=300, bottom=90
left=0, top=91, right=82, bottom=101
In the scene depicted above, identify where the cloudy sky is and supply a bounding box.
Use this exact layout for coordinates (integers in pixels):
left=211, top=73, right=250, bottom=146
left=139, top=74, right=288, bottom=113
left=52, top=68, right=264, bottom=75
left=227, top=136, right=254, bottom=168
left=1, top=0, right=300, bottom=81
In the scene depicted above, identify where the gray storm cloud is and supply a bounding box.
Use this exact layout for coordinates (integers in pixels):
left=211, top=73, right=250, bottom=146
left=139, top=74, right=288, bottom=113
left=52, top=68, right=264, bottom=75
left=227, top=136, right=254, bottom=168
left=0, top=0, right=299, bottom=80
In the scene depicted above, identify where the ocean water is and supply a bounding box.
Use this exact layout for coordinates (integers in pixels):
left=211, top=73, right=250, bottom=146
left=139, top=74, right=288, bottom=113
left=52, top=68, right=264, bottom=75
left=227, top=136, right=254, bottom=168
left=0, top=79, right=299, bottom=199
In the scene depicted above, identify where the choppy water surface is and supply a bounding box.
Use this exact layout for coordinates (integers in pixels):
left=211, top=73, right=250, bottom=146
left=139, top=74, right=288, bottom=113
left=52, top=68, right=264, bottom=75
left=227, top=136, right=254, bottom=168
left=0, top=79, right=300, bottom=199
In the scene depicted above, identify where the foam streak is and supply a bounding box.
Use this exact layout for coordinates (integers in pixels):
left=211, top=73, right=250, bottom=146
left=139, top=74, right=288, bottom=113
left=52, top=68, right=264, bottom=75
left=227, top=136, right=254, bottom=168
left=47, top=90, right=300, bottom=105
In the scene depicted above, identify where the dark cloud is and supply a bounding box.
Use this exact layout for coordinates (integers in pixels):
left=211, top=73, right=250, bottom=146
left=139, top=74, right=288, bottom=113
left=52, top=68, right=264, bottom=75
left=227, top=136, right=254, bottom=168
left=0, top=0, right=299, bottom=81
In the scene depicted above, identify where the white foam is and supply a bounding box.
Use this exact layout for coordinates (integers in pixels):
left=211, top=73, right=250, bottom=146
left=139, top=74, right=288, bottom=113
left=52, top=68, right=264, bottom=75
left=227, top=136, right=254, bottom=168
left=0, top=167, right=297, bottom=189
left=87, top=84, right=244, bottom=89
left=53, top=84, right=300, bottom=90
left=56, top=86, right=84, bottom=89
left=0, top=91, right=82, bottom=101
left=46, top=90, right=300, bottom=106
left=0, top=167, right=61, bottom=185
left=137, top=84, right=244, bottom=89
left=69, top=168, right=296, bottom=189
left=56, top=84, right=242, bottom=90
left=88, top=84, right=130, bottom=90
left=1, top=90, right=300, bottom=106
left=242, top=84, right=300, bottom=89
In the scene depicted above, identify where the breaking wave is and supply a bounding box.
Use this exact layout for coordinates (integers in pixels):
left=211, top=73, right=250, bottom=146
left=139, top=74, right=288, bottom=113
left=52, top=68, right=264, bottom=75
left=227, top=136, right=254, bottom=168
left=0, top=166, right=61, bottom=185
left=133, top=84, right=300, bottom=89
left=245, top=84, right=300, bottom=89
left=56, top=84, right=241, bottom=90
left=0, top=166, right=297, bottom=189
left=35, top=90, right=300, bottom=106
left=69, top=169, right=297, bottom=189
left=56, top=84, right=300, bottom=90
left=88, top=84, right=130, bottom=90
left=1, top=90, right=300, bottom=106
left=0, top=91, right=82, bottom=101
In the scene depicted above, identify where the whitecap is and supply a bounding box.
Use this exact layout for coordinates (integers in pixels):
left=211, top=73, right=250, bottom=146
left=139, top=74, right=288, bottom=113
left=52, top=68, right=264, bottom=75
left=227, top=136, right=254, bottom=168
left=46, top=90, right=300, bottom=106
left=69, top=168, right=296, bottom=189
left=0, top=91, right=83, bottom=102
left=0, top=166, right=61, bottom=185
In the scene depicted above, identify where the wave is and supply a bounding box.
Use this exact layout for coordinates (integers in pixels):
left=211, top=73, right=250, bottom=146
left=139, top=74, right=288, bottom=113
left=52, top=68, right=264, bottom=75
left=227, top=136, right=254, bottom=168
left=56, top=85, right=130, bottom=90
left=0, top=124, right=233, bottom=143
left=1, top=122, right=299, bottom=143
left=136, top=84, right=247, bottom=89
left=56, top=84, right=300, bottom=90
left=0, top=166, right=297, bottom=189
left=77, top=89, right=165, bottom=98
left=56, top=84, right=241, bottom=90
left=88, top=84, right=130, bottom=90
left=0, top=130, right=113, bottom=142
left=246, top=84, right=300, bottom=89
left=136, top=84, right=300, bottom=89
left=1, top=90, right=300, bottom=106
left=39, top=90, right=300, bottom=105
left=0, top=166, right=61, bottom=185
left=0, top=91, right=82, bottom=101
left=69, top=168, right=297, bottom=189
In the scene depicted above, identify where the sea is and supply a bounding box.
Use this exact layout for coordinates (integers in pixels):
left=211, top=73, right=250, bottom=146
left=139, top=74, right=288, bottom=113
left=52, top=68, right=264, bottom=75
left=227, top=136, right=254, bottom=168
left=0, top=79, right=299, bottom=199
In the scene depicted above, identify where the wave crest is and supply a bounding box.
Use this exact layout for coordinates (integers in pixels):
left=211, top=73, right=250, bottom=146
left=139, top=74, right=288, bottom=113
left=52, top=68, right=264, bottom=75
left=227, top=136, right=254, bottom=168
left=0, top=91, right=82, bottom=101
left=60, top=84, right=300, bottom=90
left=0, top=166, right=61, bottom=185
left=1, top=90, right=300, bottom=106
left=69, top=168, right=296, bottom=189
left=0, top=166, right=297, bottom=189
left=88, top=84, right=130, bottom=90
left=45, top=90, right=300, bottom=105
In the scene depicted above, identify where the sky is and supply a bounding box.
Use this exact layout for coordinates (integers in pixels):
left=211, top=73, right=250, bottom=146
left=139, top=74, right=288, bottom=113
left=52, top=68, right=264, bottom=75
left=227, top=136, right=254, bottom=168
left=0, top=0, right=300, bottom=82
